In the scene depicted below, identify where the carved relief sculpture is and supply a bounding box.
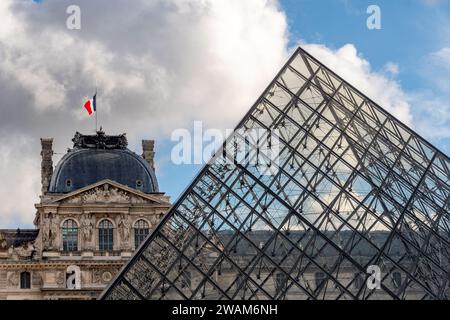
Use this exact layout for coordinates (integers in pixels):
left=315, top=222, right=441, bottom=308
left=32, top=272, right=43, bottom=286
left=92, top=269, right=102, bottom=284
left=13, top=242, right=35, bottom=259
left=82, top=184, right=130, bottom=204
left=64, top=183, right=149, bottom=205
left=56, top=271, right=65, bottom=286
left=7, top=272, right=18, bottom=287
left=92, top=269, right=115, bottom=284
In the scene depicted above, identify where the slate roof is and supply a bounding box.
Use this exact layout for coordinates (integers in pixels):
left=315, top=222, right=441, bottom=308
left=0, top=229, right=39, bottom=248
left=48, top=131, right=159, bottom=194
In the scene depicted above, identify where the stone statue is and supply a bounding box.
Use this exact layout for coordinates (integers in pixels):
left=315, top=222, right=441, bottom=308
left=81, top=214, right=94, bottom=249
left=49, top=218, right=58, bottom=249
left=13, top=242, right=35, bottom=259
left=0, top=239, right=7, bottom=250
left=150, top=215, right=159, bottom=226
left=72, top=130, right=128, bottom=150
left=82, top=184, right=130, bottom=203
left=43, top=213, right=58, bottom=250
left=118, top=215, right=131, bottom=246
left=0, top=232, right=7, bottom=251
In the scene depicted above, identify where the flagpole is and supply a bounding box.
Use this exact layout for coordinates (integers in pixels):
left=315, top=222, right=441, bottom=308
left=95, top=102, right=97, bottom=133
left=95, top=81, right=98, bottom=133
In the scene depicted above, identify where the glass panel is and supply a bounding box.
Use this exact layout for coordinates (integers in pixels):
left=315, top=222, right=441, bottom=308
left=103, top=48, right=450, bottom=301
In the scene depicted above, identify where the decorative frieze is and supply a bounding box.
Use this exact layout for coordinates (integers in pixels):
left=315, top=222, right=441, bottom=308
left=32, top=271, right=43, bottom=286
left=64, top=184, right=148, bottom=205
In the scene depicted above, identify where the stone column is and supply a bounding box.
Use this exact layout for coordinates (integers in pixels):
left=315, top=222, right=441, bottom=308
left=142, top=140, right=155, bottom=171
left=40, top=138, right=54, bottom=195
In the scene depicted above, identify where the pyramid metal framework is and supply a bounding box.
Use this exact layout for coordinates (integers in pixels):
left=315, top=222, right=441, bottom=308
left=102, top=48, right=450, bottom=300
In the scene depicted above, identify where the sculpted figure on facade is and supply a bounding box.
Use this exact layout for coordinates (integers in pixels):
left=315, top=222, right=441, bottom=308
left=81, top=214, right=94, bottom=250
left=0, top=239, right=6, bottom=251
left=32, top=272, right=43, bottom=286
left=7, top=272, right=18, bottom=287
left=56, top=271, right=65, bottom=286
left=13, top=242, right=35, bottom=259
left=92, top=269, right=102, bottom=284
left=109, top=186, right=130, bottom=203
left=0, top=233, right=7, bottom=251
left=41, top=215, right=50, bottom=249
left=150, top=215, right=159, bottom=227
left=82, top=184, right=130, bottom=204
left=118, top=215, right=131, bottom=249
left=42, top=213, right=58, bottom=250
left=82, top=187, right=102, bottom=203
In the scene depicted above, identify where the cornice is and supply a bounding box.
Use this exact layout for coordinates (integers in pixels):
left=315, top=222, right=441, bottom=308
left=0, top=261, right=124, bottom=270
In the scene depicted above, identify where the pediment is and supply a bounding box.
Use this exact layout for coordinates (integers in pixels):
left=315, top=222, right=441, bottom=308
left=51, top=180, right=167, bottom=205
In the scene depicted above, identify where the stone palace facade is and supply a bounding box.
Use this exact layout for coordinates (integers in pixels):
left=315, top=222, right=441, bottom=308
left=0, top=130, right=171, bottom=299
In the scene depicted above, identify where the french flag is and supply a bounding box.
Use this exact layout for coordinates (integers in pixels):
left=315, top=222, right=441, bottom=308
left=84, top=94, right=97, bottom=116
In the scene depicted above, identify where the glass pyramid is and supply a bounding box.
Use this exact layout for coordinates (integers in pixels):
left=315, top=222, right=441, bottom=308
left=102, top=47, right=450, bottom=300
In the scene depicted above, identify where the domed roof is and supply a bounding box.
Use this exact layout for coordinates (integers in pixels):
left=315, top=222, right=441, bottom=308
left=48, top=131, right=158, bottom=194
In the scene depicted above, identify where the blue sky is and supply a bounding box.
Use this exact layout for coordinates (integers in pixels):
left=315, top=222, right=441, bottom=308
left=158, top=0, right=450, bottom=203
left=281, top=0, right=450, bottom=90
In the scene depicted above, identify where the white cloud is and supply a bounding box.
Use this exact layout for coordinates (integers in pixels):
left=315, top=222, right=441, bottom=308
left=428, top=47, right=450, bottom=91
left=411, top=92, right=450, bottom=140
left=0, top=0, right=419, bottom=228
left=0, top=135, right=40, bottom=228
left=412, top=47, right=450, bottom=142
left=383, top=62, right=400, bottom=77
left=301, top=43, right=413, bottom=126
left=0, top=0, right=290, bottom=226
left=431, top=47, right=450, bottom=64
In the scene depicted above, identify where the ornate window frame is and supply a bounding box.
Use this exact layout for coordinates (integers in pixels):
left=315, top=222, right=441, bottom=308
left=20, top=271, right=31, bottom=289
left=60, top=218, right=79, bottom=252
left=97, top=218, right=115, bottom=252
left=133, top=218, right=151, bottom=249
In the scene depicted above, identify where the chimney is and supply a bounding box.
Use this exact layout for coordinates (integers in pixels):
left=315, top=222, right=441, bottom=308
left=40, top=138, right=54, bottom=195
left=142, top=140, right=155, bottom=171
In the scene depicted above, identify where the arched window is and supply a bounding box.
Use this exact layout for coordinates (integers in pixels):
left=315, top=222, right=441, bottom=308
left=98, top=220, right=114, bottom=251
left=20, top=272, right=31, bottom=289
left=134, top=219, right=150, bottom=248
left=62, top=219, right=78, bottom=252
